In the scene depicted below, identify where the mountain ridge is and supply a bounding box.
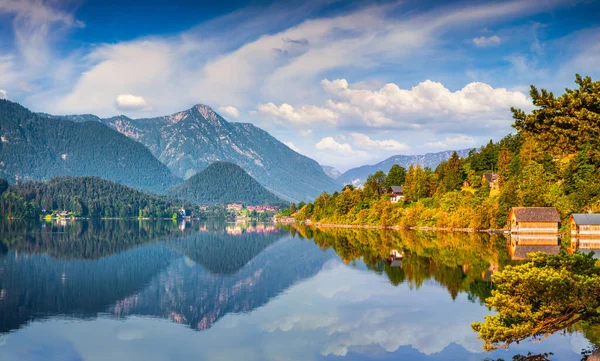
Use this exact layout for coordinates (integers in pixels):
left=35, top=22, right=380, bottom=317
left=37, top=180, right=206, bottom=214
left=57, top=104, right=339, bottom=202
left=0, top=100, right=180, bottom=192
left=338, top=149, right=474, bottom=187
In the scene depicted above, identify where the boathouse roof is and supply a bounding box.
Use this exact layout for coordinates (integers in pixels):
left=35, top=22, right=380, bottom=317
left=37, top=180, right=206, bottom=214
left=511, top=207, right=561, bottom=223
left=570, top=214, right=600, bottom=225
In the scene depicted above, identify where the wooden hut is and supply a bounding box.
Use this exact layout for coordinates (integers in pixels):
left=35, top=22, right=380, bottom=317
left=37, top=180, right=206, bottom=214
left=509, top=207, right=561, bottom=233
left=387, top=186, right=404, bottom=203
left=569, top=214, right=600, bottom=237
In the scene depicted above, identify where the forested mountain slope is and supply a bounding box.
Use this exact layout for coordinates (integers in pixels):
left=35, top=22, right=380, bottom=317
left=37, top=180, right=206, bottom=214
left=168, top=162, right=285, bottom=205
left=0, top=100, right=179, bottom=192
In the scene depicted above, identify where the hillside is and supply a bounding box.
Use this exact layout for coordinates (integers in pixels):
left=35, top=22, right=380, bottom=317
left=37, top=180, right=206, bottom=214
left=168, top=162, right=284, bottom=205
left=338, top=149, right=473, bottom=187
left=0, top=176, right=198, bottom=219
left=0, top=100, right=179, bottom=192
left=59, top=104, right=339, bottom=202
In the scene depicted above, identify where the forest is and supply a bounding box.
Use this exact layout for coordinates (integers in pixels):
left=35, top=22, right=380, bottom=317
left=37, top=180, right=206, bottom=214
left=0, top=176, right=203, bottom=219
left=286, top=75, right=600, bottom=230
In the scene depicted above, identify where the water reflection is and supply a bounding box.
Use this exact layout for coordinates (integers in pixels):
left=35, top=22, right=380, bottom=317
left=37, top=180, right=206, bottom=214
left=0, top=221, right=595, bottom=361
left=509, top=234, right=561, bottom=261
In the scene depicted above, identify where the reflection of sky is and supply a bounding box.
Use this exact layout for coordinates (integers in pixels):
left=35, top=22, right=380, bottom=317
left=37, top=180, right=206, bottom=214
left=0, top=259, right=590, bottom=361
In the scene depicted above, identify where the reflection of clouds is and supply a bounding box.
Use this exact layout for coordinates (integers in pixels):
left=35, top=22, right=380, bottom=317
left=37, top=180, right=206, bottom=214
left=117, top=327, right=145, bottom=341
left=257, top=263, right=486, bottom=356
left=0, top=261, right=589, bottom=361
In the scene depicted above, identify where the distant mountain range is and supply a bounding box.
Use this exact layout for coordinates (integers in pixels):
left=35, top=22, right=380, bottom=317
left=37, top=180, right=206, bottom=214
left=56, top=104, right=339, bottom=202
left=321, top=165, right=342, bottom=179
left=0, top=100, right=179, bottom=193
left=337, top=149, right=474, bottom=187
left=168, top=162, right=284, bottom=205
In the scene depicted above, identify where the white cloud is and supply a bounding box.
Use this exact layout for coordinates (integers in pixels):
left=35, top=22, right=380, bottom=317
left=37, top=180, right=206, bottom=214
left=425, top=134, right=477, bottom=148
left=115, top=94, right=152, bottom=112
left=350, top=133, right=409, bottom=152
left=472, top=35, right=501, bottom=47
left=257, top=102, right=338, bottom=126
left=316, top=137, right=354, bottom=155
left=300, top=129, right=312, bottom=136
left=0, top=0, right=83, bottom=26
left=0, top=89, right=7, bottom=99
left=24, top=0, right=563, bottom=119
left=218, top=105, right=240, bottom=118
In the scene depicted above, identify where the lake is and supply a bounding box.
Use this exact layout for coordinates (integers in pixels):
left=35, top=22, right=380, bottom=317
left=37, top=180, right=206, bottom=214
left=0, top=220, right=596, bottom=361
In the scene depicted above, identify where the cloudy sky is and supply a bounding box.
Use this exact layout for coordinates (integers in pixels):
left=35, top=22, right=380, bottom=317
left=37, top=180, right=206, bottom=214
left=0, top=0, right=599, bottom=171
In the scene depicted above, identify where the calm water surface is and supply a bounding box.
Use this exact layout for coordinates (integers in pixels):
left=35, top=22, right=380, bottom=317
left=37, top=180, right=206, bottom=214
left=0, top=220, right=597, bottom=361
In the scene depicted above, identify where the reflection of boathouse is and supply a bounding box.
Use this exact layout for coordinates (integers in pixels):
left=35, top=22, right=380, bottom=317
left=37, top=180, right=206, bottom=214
left=509, top=207, right=561, bottom=234
left=509, top=234, right=560, bottom=261
left=569, top=237, right=600, bottom=259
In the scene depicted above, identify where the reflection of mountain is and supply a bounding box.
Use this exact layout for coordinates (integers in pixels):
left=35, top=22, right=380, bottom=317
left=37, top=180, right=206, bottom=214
left=0, top=245, right=178, bottom=333
left=167, top=227, right=289, bottom=274
left=109, top=236, right=334, bottom=330
left=0, top=221, right=334, bottom=335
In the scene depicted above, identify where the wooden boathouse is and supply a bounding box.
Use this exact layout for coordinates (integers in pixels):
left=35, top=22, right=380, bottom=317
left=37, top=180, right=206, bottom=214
left=569, top=214, right=600, bottom=237
left=509, top=207, right=561, bottom=233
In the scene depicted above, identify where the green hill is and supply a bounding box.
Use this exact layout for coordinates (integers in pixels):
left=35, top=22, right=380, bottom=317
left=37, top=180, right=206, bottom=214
left=0, top=100, right=180, bottom=192
left=0, top=176, right=198, bottom=219
left=168, top=162, right=285, bottom=205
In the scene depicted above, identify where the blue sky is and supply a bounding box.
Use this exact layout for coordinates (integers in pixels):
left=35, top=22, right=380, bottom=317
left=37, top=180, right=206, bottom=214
left=0, top=0, right=599, bottom=171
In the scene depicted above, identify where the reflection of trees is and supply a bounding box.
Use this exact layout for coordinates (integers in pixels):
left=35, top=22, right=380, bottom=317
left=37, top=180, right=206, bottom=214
left=483, top=352, right=553, bottom=361
left=296, top=226, right=509, bottom=303
left=0, top=219, right=194, bottom=259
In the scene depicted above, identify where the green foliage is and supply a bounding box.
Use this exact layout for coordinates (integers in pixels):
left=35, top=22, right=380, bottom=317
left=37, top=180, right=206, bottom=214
left=512, top=74, right=600, bottom=157
left=0, top=100, right=180, bottom=193
left=169, top=162, right=285, bottom=206
left=385, top=164, right=406, bottom=187
left=0, top=176, right=202, bottom=219
left=471, top=252, right=600, bottom=351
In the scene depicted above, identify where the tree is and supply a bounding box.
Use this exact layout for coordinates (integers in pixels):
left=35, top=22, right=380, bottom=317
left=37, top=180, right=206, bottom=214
left=442, top=151, right=464, bottom=192
left=471, top=252, right=600, bottom=351
left=512, top=74, right=600, bottom=157
left=0, top=179, right=8, bottom=195
left=364, top=171, right=386, bottom=198
left=385, top=165, right=406, bottom=187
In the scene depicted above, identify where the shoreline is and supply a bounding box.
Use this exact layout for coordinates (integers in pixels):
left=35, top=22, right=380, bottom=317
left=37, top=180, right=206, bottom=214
left=309, top=222, right=509, bottom=234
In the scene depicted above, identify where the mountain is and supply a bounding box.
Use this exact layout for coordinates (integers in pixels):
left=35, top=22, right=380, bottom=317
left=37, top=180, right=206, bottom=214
left=60, top=104, right=339, bottom=202
left=168, top=162, right=284, bottom=205
left=321, top=165, right=342, bottom=179
left=0, top=176, right=200, bottom=219
left=0, top=100, right=179, bottom=192
left=338, top=149, right=474, bottom=187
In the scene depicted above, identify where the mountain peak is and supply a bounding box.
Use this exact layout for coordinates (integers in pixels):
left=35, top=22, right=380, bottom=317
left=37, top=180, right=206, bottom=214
left=192, top=103, right=217, bottom=118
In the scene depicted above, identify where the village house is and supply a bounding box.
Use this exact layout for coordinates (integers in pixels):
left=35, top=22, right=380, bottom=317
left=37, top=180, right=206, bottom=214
left=387, top=186, right=404, bottom=203
left=482, top=172, right=499, bottom=189
left=226, top=203, right=243, bottom=211
left=569, top=214, right=600, bottom=237
left=509, top=207, right=561, bottom=233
